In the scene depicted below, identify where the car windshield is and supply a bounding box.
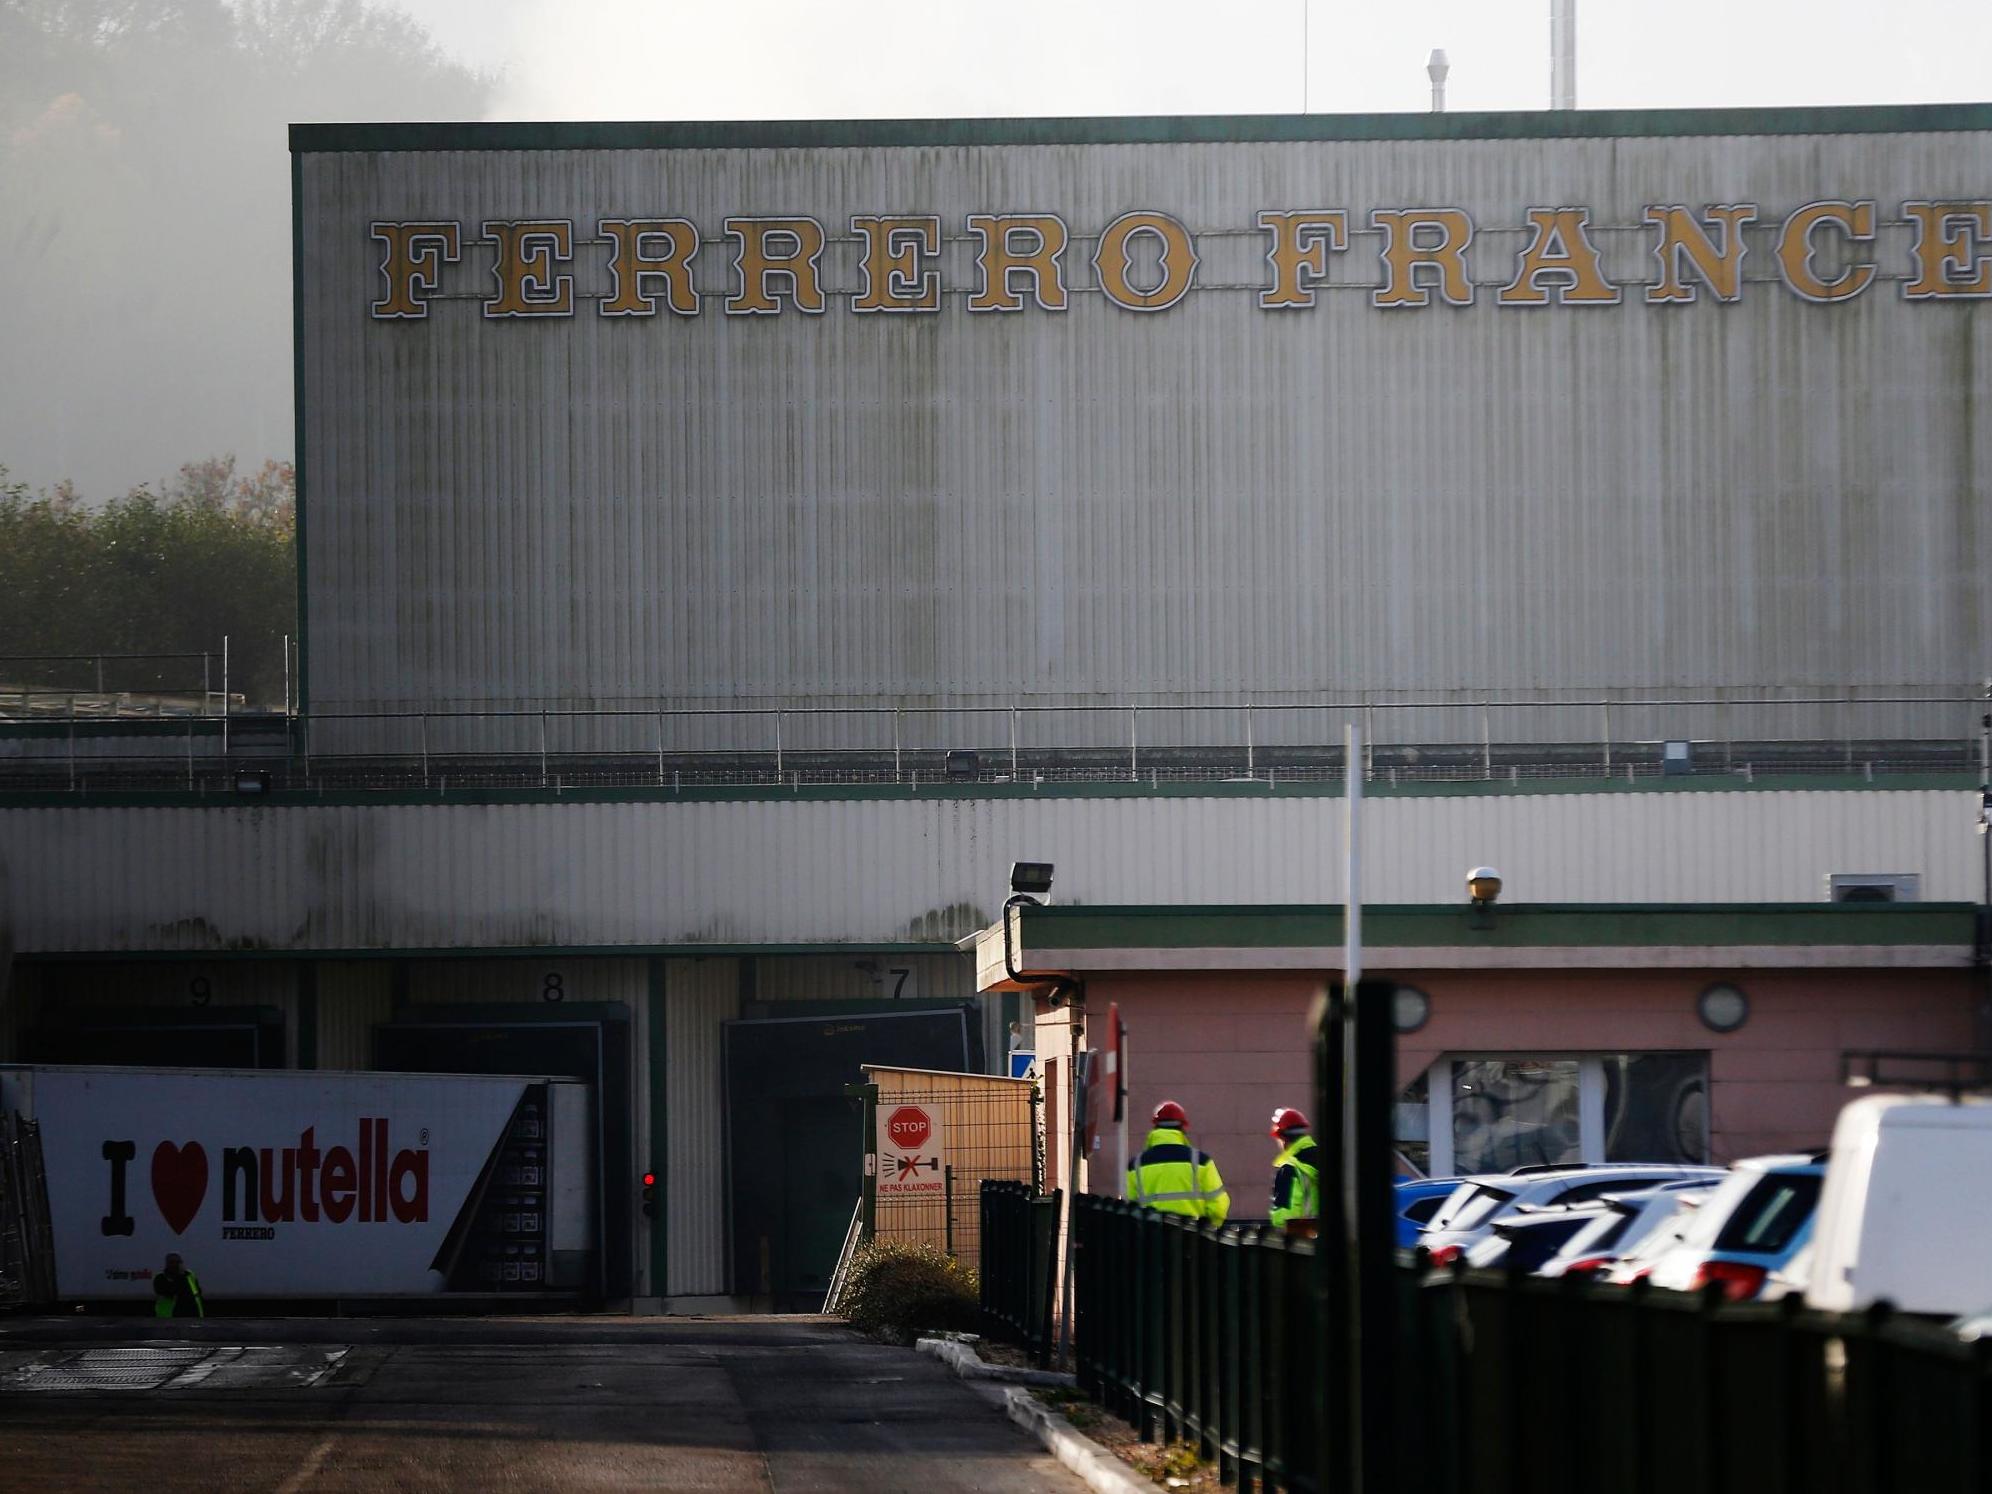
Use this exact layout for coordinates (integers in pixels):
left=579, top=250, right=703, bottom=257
left=1432, top=1183, right=1516, bottom=1233
left=1713, top=1172, right=1822, bottom=1253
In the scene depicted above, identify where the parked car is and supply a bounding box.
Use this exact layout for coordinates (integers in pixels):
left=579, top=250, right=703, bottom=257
left=1394, top=1177, right=1468, bottom=1249
left=1462, top=1201, right=1613, bottom=1273
left=1419, top=1165, right=1724, bottom=1267
left=1635, top=1154, right=1825, bottom=1301
left=1537, top=1182, right=1716, bottom=1279
left=1806, top=1095, right=1992, bottom=1316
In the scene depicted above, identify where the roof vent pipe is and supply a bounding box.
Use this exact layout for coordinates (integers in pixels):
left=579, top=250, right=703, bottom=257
left=1426, top=49, right=1450, bottom=113
left=1550, top=0, right=1576, bottom=109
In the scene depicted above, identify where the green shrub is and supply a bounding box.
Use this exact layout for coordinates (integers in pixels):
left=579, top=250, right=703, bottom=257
left=838, top=1240, right=980, bottom=1342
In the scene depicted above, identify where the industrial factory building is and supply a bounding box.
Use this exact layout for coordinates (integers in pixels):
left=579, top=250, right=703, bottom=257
left=2, top=103, right=1989, bottom=1308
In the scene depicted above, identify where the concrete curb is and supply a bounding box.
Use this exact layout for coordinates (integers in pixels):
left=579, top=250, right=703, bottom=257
left=988, top=1385, right=1156, bottom=1494
left=915, top=1336, right=1077, bottom=1388
left=916, top=1339, right=1151, bottom=1494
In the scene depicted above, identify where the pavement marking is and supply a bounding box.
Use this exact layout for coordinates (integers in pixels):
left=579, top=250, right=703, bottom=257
left=274, top=1432, right=338, bottom=1494
left=4, top=1344, right=354, bottom=1393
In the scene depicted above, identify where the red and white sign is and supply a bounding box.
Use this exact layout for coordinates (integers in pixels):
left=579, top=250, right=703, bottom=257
left=876, top=1103, right=946, bottom=1198
left=2, top=1066, right=561, bottom=1299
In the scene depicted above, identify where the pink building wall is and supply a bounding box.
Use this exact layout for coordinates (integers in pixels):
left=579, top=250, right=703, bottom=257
left=1055, top=967, right=1976, bottom=1214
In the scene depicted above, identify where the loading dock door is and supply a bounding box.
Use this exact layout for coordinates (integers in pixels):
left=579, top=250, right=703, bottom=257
left=724, top=1006, right=972, bottom=1309
left=28, top=1007, right=285, bottom=1069
left=374, top=1003, right=631, bottom=1301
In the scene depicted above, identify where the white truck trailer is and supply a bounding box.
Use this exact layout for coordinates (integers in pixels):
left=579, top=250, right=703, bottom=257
left=0, top=1064, right=597, bottom=1303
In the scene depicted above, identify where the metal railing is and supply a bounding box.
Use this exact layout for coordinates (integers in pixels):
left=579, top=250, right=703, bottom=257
left=997, top=1198, right=1992, bottom=1494
left=2, top=685, right=1984, bottom=794
left=1073, top=1199, right=1323, bottom=1489
left=979, top=1181, right=1062, bottom=1368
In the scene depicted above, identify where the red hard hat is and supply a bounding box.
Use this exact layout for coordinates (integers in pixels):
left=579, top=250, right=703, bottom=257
left=1270, top=1107, right=1310, bottom=1139
left=1151, top=1100, right=1188, bottom=1128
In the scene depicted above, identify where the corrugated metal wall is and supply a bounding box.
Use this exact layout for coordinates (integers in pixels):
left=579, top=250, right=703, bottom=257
left=313, top=960, right=393, bottom=1070
left=3, top=789, right=1980, bottom=955
left=298, top=126, right=1992, bottom=748
left=664, top=956, right=738, bottom=1297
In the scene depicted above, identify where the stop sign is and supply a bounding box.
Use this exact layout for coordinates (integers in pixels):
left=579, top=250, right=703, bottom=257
left=885, top=1105, right=932, bottom=1151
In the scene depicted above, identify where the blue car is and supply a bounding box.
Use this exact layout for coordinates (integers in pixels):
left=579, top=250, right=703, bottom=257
left=1394, top=1177, right=1469, bottom=1249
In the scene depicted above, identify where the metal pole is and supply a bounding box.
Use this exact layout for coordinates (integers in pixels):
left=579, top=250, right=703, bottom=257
left=203, top=652, right=210, bottom=715
left=1129, top=705, right=1138, bottom=781
left=1245, top=703, right=1255, bottom=776
left=775, top=709, right=783, bottom=779
left=1481, top=698, right=1493, bottom=779
left=1010, top=706, right=1019, bottom=778
left=1346, top=721, right=1362, bottom=988
left=221, top=635, right=230, bottom=758
left=657, top=710, right=666, bottom=786
left=283, top=634, right=291, bottom=721
left=419, top=713, right=429, bottom=782
left=945, top=1165, right=956, bottom=1259
left=1602, top=700, right=1612, bottom=775
left=893, top=708, right=901, bottom=780
left=539, top=709, right=548, bottom=786
left=95, top=655, right=102, bottom=696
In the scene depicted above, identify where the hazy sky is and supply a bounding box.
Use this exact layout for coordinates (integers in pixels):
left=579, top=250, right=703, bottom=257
left=397, top=0, right=1992, bottom=119
left=3, top=1, right=1987, bottom=500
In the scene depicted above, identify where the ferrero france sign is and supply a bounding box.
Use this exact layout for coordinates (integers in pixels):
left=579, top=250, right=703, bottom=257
left=369, top=199, right=1992, bottom=321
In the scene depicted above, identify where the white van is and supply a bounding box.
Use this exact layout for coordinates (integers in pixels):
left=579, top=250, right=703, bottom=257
left=1804, top=1094, right=1992, bottom=1316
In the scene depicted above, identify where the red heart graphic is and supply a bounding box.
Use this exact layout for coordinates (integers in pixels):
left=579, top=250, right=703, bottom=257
left=150, top=1141, right=208, bottom=1236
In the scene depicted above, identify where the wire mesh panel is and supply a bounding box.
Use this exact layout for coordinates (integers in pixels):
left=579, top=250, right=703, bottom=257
left=863, top=1066, right=1038, bottom=1275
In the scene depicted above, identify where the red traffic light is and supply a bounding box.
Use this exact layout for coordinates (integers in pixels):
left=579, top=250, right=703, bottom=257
left=641, top=1171, right=656, bottom=1188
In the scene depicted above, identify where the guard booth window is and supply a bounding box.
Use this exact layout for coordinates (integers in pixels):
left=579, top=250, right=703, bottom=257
left=1404, top=1052, right=1710, bottom=1178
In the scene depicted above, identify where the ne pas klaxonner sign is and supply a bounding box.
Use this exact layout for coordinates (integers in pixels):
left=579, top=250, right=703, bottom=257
left=368, top=200, right=1992, bottom=320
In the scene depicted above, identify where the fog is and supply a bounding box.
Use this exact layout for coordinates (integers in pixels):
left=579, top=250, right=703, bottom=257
left=2, top=0, right=1988, bottom=499
left=0, top=1, right=486, bottom=499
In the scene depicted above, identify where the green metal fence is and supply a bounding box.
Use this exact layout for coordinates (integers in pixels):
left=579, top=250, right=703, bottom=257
left=979, top=1180, right=1061, bottom=1366
left=1073, top=1199, right=1323, bottom=1491
left=1005, top=1195, right=1992, bottom=1493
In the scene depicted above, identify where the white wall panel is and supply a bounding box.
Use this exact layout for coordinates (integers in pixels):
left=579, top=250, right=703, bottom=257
left=2, top=789, right=1980, bottom=955
left=664, top=955, right=738, bottom=1297
left=297, top=120, right=1992, bottom=750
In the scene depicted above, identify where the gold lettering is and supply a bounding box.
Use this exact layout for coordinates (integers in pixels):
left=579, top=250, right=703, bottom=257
left=1903, top=201, right=1992, bottom=300
left=1092, top=211, right=1199, bottom=312
left=481, top=220, right=574, bottom=318
left=1257, top=211, right=1349, bottom=310
left=370, top=222, right=460, bottom=319
left=1775, top=201, right=1876, bottom=303
left=724, top=217, right=827, bottom=315
left=1370, top=208, right=1473, bottom=308
left=967, top=214, right=1069, bottom=313
left=1644, top=204, right=1758, bottom=304
left=851, top=216, right=942, bottom=313
left=1498, top=207, right=1619, bottom=306
left=599, top=219, right=700, bottom=317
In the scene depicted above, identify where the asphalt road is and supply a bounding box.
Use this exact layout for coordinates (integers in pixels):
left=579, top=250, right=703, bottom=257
left=0, top=1317, right=1087, bottom=1492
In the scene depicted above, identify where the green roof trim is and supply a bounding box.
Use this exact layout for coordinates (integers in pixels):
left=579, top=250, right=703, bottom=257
left=0, top=771, right=1972, bottom=812
left=1017, top=902, right=1982, bottom=951
left=290, top=103, right=1992, bottom=155
left=21, top=941, right=962, bottom=964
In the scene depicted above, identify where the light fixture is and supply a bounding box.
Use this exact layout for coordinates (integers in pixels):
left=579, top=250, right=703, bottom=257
left=1392, top=985, right=1432, bottom=1034
left=1010, top=862, right=1055, bottom=899
left=1697, top=982, right=1749, bottom=1034
left=234, top=771, right=272, bottom=796
left=1466, top=867, right=1503, bottom=905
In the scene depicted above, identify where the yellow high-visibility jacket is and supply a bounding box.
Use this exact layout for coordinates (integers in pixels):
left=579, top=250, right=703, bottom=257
left=1127, top=1127, right=1230, bottom=1224
left=1270, top=1133, right=1320, bottom=1228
